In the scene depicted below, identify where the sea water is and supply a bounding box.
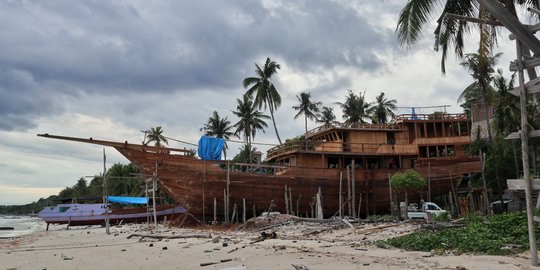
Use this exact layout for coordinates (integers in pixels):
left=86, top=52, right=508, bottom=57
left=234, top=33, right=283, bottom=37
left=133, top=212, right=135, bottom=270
left=0, top=215, right=45, bottom=238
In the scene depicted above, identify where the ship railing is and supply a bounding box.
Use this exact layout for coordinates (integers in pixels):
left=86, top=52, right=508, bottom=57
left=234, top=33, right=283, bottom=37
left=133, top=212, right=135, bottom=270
left=395, top=113, right=468, bottom=121
left=213, top=160, right=290, bottom=175
left=266, top=140, right=418, bottom=159
left=304, top=121, right=401, bottom=137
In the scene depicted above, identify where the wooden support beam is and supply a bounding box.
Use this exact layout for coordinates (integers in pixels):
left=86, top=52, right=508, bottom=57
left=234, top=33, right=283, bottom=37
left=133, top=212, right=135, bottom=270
left=509, top=58, right=540, bottom=72
left=509, top=76, right=540, bottom=96
left=507, top=179, right=540, bottom=190
left=505, top=130, right=540, bottom=140
left=444, top=13, right=502, bottom=26
left=509, top=23, right=540, bottom=40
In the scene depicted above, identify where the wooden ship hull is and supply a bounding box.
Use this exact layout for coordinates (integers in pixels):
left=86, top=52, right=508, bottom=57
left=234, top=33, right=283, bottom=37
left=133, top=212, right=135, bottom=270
left=38, top=113, right=481, bottom=221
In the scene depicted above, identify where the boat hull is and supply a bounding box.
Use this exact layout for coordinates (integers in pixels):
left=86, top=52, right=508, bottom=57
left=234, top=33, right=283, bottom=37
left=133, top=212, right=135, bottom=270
left=118, top=147, right=481, bottom=219
left=38, top=204, right=187, bottom=226
left=36, top=134, right=482, bottom=220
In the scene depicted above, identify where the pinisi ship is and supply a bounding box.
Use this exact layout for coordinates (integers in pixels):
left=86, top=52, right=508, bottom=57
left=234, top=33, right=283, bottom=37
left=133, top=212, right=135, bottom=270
left=38, top=112, right=481, bottom=221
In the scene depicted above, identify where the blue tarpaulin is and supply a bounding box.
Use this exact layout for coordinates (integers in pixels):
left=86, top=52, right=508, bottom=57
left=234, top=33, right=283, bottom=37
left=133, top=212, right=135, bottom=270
left=198, top=136, right=225, bottom=160
left=108, top=196, right=148, bottom=204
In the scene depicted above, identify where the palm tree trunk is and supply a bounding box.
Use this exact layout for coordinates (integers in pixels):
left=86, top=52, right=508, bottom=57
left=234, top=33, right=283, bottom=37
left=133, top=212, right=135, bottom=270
left=482, top=87, right=493, bottom=141
left=404, top=189, right=409, bottom=220
left=304, top=114, right=308, bottom=134
left=268, top=106, right=282, bottom=145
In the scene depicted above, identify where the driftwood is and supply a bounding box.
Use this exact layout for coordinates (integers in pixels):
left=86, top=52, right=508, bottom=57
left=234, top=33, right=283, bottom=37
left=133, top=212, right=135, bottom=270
left=356, top=223, right=401, bottom=236
left=200, top=258, right=233, bottom=267
left=250, top=231, right=277, bottom=244
left=341, top=218, right=354, bottom=229
left=127, top=233, right=212, bottom=240
left=292, top=263, right=309, bottom=270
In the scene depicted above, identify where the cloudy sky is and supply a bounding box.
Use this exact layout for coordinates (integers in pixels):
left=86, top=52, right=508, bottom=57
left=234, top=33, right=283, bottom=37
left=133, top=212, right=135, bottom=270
left=0, top=0, right=523, bottom=205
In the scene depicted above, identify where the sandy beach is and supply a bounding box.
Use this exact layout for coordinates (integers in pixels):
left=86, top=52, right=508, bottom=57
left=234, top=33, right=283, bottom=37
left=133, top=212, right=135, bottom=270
left=1, top=217, right=539, bottom=270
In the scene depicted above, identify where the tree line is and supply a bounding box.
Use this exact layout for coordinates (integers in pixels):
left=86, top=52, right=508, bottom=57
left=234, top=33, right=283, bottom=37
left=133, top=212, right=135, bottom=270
left=0, top=163, right=167, bottom=214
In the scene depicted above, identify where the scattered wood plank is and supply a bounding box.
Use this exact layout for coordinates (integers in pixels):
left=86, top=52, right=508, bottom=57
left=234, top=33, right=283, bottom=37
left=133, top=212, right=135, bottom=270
left=250, top=231, right=277, bottom=244
left=292, top=263, right=309, bottom=270
left=355, top=223, right=401, bottom=236
left=127, top=233, right=212, bottom=240
left=341, top=218, right=354, bottom=229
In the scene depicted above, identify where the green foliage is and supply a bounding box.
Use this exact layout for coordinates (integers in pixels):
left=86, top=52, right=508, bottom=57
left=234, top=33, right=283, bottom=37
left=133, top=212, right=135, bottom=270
left=432, top=212, right=450, bottom=222
left=383, top=212, right=537, bottom=255
left=390, top=170, right=426, bottom=190
left=232, top=143, right=257, bottom=164
left=0, top=163, right=174, bottom=214
left=0, top=196, right=58, bottom=215
left=145, top=126, right=168, bottom=147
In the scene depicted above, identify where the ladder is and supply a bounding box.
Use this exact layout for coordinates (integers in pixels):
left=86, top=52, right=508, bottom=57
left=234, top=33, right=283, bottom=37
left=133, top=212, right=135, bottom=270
left=145, top=175, right=158, bottom=227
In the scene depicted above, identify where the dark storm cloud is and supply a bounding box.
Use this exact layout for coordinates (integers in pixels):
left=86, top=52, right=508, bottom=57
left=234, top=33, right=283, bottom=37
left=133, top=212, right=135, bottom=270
left=0, top=0, right=395, bottom=131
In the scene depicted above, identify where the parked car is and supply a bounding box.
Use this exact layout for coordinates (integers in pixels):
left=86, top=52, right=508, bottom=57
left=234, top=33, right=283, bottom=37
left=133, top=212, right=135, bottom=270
left=407, top=202, right=448, bottom=220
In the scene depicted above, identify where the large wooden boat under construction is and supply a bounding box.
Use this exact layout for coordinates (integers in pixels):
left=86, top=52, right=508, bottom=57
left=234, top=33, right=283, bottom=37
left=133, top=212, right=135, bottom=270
left=38, top=112, right=481, bottom=221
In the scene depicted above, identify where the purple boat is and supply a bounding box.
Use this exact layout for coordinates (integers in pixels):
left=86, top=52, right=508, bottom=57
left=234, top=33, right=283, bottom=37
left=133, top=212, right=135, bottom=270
left=38, top=203, right=187, bottom=227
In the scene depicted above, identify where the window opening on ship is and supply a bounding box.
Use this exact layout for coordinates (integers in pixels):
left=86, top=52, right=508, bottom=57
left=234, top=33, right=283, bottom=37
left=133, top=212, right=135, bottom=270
left=419, top=146, right=428, bottom=158
left=387, top=157, right=399, bottom=169
left=386, top=132, right=395, bottom=144
left=59, top=206, right=70, bottom=213
left=327, top=156, right=339, bottom=168
left=447, top=145, right=455, bottom=156
left=367, top=157, right=379, bottom=169
left=428, top=146, right=437, bottom=157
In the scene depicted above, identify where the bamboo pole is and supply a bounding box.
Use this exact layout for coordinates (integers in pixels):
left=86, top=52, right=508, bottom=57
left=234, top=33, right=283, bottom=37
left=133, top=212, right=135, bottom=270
left=226, top=161, right=230, bottom=224
left=284, top=185, right=289, bottom=215
left=480, top=151, right=490, bottom=214
left=449, top=170, right=459, bottom=216
left=289, top=187, right=293, bottom=215
left=357, top=193, right=362, bottom=218
left=339, top=171, right=343, bottom=218
left=347, top=166, right=351, bottom=216
left=242, top=198, right=246, bottom=224
left=427, top=162, right=431, bottom=202
left=223, top=189, right=227, bottom=224
left=388, top=173, right=393, bottom=216
left=203, top=160, right=206, bottom=224
left=296, top=195, right=302, bottom=217
left=352, top=160, right=356, bottom=218
left=213, top=197, right=217, bottom=224
left=231, top=203, right=237, bottom=224
left=316, top=187, right=323, bottom=219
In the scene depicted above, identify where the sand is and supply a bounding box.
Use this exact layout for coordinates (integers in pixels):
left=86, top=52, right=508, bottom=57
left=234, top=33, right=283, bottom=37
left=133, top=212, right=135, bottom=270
left=1, top=218, right=539, bottom=270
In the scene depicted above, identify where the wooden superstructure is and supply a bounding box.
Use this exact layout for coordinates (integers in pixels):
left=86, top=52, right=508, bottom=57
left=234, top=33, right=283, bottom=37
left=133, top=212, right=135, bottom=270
left=38, top=113, right=481, bottom=220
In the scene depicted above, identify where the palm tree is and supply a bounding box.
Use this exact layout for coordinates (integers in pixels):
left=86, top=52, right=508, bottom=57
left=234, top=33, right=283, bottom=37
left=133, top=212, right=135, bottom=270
left=201, top=111, right=234, bottom=159
left=492, top=69, right=519, bottom=136
left=145, top=126, right=168, bottom=147
left=336, top=90, right=373, bottom=125
left=396, top=1, right=539, bottom=73
left=243, top=57, right=283, bottom=144
left=459, top=52, right=502, bottom=141
left=317, top=106, right=336, bottom=125
left=232, top=94, right=270, bottom=144
left=371, top=92, right=397, bottom=124
left=293, top=91, right=322, bottom=133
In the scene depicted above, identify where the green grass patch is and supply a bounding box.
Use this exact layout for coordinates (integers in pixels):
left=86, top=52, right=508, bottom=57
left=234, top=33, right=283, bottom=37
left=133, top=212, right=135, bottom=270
left=380, top=211, right=537, bottom=255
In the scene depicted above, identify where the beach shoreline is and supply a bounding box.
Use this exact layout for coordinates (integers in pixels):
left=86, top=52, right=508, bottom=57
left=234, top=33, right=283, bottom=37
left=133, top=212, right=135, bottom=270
left=1, top=219, right=539, bottom=270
